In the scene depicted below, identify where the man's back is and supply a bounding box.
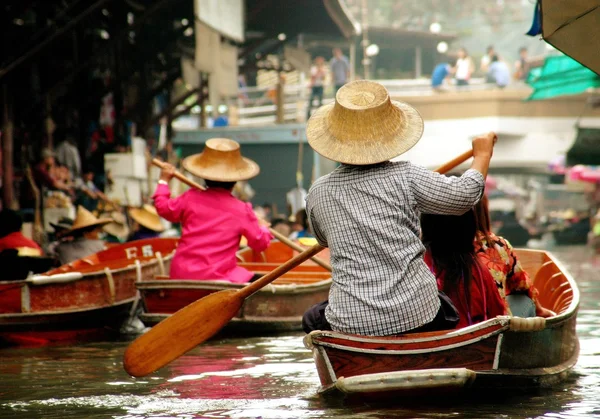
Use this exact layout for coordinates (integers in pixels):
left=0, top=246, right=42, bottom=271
left=306, top=162, right=485, bottom=336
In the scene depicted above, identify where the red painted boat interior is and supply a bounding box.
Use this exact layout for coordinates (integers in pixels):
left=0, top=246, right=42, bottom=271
left=46, top=238, right=178, bottom=275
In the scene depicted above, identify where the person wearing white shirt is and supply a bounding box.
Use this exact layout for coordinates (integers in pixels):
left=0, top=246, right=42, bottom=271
left=454, top=48, right=475, bottom=86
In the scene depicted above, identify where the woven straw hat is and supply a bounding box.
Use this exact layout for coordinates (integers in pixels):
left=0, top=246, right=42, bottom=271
left=182, top=138, right=260, bottom=182
left=128, top=204, right=165, bottom=232
left=102, top=211, right=130, bottom=239
left=306, top=80, right=424, bottom=165
left=64, top=206, right=112, bottom=236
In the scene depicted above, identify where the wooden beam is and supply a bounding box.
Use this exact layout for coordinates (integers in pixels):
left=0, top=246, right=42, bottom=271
left=2, top=85, right=14, bottom=209
left=0, top=0, right=111, bottom=80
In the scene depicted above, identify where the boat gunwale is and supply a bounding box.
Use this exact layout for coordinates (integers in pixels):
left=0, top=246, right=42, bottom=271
left=0, top=296, right=136, bottom=320
left=136, top=278, right=333, bottom=292
left=307, top=323, right=508, bottom=355
left=0, top=253, right=175, bottom=288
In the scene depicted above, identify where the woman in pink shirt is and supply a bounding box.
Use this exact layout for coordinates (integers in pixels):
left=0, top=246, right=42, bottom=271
left=153, top=138, right=272, bottom=282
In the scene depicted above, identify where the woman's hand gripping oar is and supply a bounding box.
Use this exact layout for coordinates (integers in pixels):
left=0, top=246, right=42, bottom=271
left=151, top=158, right=332, bottom=271
left=123, top=141, right=494, bottom=378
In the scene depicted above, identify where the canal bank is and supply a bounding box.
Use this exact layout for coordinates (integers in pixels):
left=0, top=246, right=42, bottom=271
left=1, top=245, right=599, bottom=418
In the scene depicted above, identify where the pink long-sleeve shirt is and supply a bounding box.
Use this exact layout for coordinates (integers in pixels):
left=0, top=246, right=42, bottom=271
left=153, top=184, right=273, bottom=283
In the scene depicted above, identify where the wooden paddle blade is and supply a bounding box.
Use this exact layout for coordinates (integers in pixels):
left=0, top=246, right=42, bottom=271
left=123, top=289, right=242, bottom=377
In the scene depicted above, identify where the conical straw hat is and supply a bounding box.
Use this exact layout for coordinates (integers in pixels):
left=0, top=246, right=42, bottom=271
left=101, top=211, right=130, bottom=239
left=306, top=80, right=424, bottom=165
left=182, top=138, right=260, bottom=182
left=128, top=204, right=165, bottom=232
left=64, top=206, right=112, bottom=236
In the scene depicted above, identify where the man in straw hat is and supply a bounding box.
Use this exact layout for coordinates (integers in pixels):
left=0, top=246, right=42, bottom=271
left=127, top=204, right=165, bottom=242
left=302, top=80, right=496, bottom=336
left=54, top=206, right=112, bottom=264
left=154, top=138, right=272, bottom=282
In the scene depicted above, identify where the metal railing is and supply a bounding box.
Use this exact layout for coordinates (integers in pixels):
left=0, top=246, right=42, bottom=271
left=233, top=78, right=522, bottom=126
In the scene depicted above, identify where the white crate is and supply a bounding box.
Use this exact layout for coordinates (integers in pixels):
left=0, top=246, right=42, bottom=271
left=105, top=153, right=148, bottom=180
left=106, top=177, right=144, bottom=207
left=132, top=137, right=147, bottom=156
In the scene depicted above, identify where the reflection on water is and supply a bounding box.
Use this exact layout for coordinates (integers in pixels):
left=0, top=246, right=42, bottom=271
left=1, top=247, right=600, bottom=419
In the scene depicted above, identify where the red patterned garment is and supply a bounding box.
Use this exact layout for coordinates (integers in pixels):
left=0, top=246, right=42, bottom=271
left=474, top=232, right=539, bottom=301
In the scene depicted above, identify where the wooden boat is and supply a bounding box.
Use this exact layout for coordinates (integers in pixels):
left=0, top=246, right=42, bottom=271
left=0, top=238, right=178, bottom=346
left=137, top=240, right=331, bottom=333
left=304, top=248, right=579, bottom=399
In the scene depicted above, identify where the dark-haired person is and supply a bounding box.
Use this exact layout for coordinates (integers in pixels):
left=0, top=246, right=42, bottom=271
left=153, top=138, right=272, bottom=282
left=0, top=210, right=42, bottom=255
left=474, top=195, right=555, bottom=318
left=422, top=210, right=507, bottom=329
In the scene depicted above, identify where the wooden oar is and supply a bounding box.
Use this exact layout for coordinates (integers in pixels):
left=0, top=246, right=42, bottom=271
left=151, top=158, right=332, bottom=271
left=125, top=148, right=482, bottom=377
left=123, top=243, right=324, bottom=377
left=269, top=229, right=331, bottom=271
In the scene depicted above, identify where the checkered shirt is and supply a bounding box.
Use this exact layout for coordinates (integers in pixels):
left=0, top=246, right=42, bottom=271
left=306, top=161, right=485, bottom=336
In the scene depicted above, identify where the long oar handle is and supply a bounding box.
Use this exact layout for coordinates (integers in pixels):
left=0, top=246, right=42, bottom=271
left=433, top=132, right=497, bottom=174
left=433, top=150, right=473, bottom=174
left=238, top=244, right=325, bottom=299
left=269, top=228, right=332, bottom=271
left=152, top=158, right=206, bottom=191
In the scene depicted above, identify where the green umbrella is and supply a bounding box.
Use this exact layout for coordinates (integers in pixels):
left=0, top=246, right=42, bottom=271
left=527, top=54, right=600, bottom=100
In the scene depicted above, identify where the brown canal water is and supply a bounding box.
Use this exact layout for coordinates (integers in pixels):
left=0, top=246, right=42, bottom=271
left=1, top=246, right=599, bottom=419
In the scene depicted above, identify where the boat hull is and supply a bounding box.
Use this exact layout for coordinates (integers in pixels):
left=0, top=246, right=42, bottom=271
left=304, top=249, right=580, bottom=399
left=138, top=279, right=331, bottom=333
left=0, top=238, right=177, bottom=346
left=138, top=241, right=332, bottom=333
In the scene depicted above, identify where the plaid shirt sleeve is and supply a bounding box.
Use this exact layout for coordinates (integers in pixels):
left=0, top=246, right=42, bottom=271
left=306, top=195, right=328, bottom=247
left=408, top=164, right=485, bottom=215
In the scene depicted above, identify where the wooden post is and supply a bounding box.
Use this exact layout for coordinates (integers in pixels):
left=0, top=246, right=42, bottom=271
left=199, top=73, right=207, bottom=128
left=361, top=0, right=370, bottom=79
left=415, top=46, right=422, bottom=79
left=276, top=73, right=285, bottom=124
left=349, top=40, right=356, bottom=81
left=2, top=85, right=14, bottom=209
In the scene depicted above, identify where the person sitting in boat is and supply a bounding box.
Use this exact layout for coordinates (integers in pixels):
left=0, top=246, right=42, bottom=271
left=102, top=211, right=130, bottom=243
left=0, top=209, right=43, bottom=256
left=127, top=205, right=165, bottom=241
left=301, top=80, right=496, bottom=336
left=421, top=210, right=507, bottom=329
left=474, top=195, right=555, bottom=318
left=54, top=206, right=112, bottom=265
left=289, top=209, right=314, bottom=240
left=153, top=138, right=272, bottom=282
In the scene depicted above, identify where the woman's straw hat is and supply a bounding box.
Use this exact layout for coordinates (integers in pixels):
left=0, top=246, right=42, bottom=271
left=64, top=206, right=112, bottom=236
left=306, top=80, right=424, bottom=165
left=128, top=204, right=165, bottom=232
left=101, top=211, right=130, bottom=239
left=182, top=138, right=260, bottom=182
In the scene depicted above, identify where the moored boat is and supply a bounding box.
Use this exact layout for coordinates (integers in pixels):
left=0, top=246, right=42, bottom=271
left=0, top=238, right=178, bottom=346
left=137, top=240, right=331, bottom=333
left=304, top=248, right=579, bottom=399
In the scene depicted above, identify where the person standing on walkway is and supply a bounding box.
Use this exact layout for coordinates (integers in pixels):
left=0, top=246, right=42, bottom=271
left=55, top=135, right=82, bottom=181
left=330, top=48, right=350, bottom=94
left=306, top=56, right=326, bottom=120
left=454, top=48, right=474, bottom=87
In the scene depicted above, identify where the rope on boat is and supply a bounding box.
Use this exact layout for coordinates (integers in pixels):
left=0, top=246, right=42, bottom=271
left=155, top=251, right=165, bottom=276
left=128, top=260, right=142, bottom=319
left=104, top=267, right=116, bottom=305
left=508, top=316, right=546, bottom=332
